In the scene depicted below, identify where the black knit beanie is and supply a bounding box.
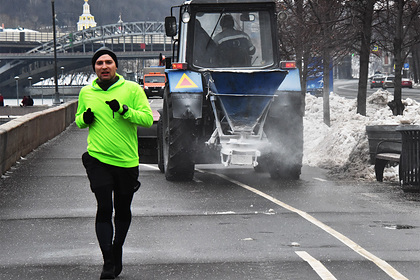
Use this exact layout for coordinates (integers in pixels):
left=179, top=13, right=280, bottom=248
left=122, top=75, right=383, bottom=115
left=92, top=47, right=118, bottom=70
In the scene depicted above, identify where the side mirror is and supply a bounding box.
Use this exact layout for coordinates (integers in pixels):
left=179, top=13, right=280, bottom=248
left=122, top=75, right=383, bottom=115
left=165, top=16, right=177, bottom=37
left=240, top=13, right=255, bottom=22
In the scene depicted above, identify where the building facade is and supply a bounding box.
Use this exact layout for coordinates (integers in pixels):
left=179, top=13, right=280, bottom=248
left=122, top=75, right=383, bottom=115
left=77, top=0, right=96, bottom=31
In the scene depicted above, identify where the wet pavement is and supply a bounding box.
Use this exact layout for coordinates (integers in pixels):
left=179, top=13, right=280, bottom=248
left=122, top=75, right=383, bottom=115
left=1, top=123, right=420, bottom=280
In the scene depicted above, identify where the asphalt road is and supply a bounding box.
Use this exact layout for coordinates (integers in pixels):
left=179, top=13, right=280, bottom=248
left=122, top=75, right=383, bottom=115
left=0, top=98, right=419, bottom=280
left=334, top=79, right=420, bottom=101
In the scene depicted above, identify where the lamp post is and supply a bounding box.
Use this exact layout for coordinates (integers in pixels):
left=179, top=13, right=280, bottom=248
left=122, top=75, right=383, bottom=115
left=28, top=76, right=32, bottom=98
left=61, top=66, right=65, bottom=102
left=51, top=0, right=60, bottom=105
left=40, top=77, right=44, bottom=104
left=14, top=76, right=19, bottom=106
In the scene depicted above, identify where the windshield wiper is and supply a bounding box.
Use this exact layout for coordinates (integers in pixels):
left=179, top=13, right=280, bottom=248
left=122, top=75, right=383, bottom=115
left=206, top=10, right=225, bottom=49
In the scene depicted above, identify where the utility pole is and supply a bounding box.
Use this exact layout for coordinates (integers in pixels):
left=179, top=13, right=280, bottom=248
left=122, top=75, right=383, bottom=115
left=51, top=0, right=61, bottom=105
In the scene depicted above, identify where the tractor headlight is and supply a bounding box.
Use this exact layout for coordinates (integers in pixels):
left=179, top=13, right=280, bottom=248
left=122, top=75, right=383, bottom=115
left=182, top=11, right=190, bottom=23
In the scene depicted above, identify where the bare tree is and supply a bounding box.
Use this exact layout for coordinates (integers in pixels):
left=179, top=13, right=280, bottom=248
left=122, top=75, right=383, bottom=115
left=277, top=0, right=310, bottom=92
left=346, top=0, right=377, bottom=116
left=413, top=43, right=420, bottom=83
left=278, top=0, right=420, bottom=120
left=279, top=0, right=358, bottom=125
left=277, top=0, right=321, bottom=124
left=306, top=0, right=351, bottom=126
left=375, top=0, right=420, bottom=115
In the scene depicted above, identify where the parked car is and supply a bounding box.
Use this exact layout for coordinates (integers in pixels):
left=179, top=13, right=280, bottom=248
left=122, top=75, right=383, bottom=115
left=401, top=78, right=413, bottom=88
left=370, top=76, right=385, bottom=88
left=382, top=75, right=395, bottom=89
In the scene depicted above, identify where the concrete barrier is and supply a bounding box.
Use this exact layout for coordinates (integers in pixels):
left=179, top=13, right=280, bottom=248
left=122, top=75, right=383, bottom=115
left=0, top=100, right=78, bottom=175
left=0, top=105, right=50, bottom=116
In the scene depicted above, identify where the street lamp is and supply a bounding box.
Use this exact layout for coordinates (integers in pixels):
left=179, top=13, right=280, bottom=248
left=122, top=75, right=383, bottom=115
left=28, top=76, right=32, bottom=98
left=61, top=66, right=65, bottom=102
left=14, top=76, right=19, bottom=106
left=40, top=77, right=44, bottom=104
left=51, top=0, right=60, bottom=105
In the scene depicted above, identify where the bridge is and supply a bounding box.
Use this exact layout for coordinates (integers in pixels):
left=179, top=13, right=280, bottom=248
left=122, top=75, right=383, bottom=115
left=0, top=21, right=173, bottom=96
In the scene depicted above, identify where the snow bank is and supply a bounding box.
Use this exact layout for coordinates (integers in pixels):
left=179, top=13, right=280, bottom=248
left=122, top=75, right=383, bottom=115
left=303, top=89, right=420, bottom=181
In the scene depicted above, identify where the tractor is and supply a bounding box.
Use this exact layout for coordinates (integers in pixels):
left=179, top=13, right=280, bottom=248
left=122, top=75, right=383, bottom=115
left=150, top=0, right=304, bottom=181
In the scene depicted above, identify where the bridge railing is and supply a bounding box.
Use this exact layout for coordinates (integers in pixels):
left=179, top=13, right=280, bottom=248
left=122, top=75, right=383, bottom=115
left=0, top=21, right=170, bottom=54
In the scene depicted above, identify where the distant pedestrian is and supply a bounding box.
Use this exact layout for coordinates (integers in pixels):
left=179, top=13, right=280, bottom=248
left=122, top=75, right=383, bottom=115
left=27, top=96, right=34, bottom=106
left=20, top=96, right=28, bottom=107
left=75, top=47, right=153, bottom=279
left=0, top=93, right=4, bottom=106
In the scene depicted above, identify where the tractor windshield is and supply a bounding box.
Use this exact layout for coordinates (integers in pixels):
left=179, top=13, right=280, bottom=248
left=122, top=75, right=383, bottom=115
left=192, top=10, right=274, bottom=69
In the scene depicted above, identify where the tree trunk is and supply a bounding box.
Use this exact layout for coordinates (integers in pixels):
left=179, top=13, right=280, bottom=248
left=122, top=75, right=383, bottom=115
left=323, top=50, right=331, bottom=126
left=357, top=0, right=375, bottom=116
left=391, top=0, right=405, bottom=115
left=295, top=0, right=306, bottom=98
left=412, top=43, right=420, bottom=83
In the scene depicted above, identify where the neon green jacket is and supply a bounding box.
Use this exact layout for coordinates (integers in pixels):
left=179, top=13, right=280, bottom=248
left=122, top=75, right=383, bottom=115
left=75, top=74, right=153, bottom=168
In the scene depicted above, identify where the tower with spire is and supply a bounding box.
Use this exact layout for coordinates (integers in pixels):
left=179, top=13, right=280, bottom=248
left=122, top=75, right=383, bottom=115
left=77, top=0, right=97, bottom=31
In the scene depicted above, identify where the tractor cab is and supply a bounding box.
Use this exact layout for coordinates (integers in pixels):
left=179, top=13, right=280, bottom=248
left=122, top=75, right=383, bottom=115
left=165, top=0, right=279, bottom=70
left=155, top=0, right=303, bottom=181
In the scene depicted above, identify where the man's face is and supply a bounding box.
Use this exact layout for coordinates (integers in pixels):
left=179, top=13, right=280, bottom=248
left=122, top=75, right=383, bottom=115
left=94, top=54, right=117, bottom=81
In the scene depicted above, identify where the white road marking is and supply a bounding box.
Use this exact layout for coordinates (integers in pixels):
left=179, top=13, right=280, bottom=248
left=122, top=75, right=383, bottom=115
left=361, top=193, right=380, bottom=198
left=296, top=251, right=337, bottom=280
left=139, top=164, right=160, bottom=170
left=197, top=169, right=409, bottom=280
left=314, top=177, right=328, bottom=182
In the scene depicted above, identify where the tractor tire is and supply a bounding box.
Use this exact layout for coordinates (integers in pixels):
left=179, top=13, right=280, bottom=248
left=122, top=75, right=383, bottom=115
left=268, top=160, right=301, bottom=180
left=265, top=134, right=302, bottom=180
left=161, top=91, right=195, bottom=181
left=157, top=116, right=164, bottom=173
left=264, top=94, right=303, bottom=180
left=255, top=150, right=300, bottom=179
left=254, top=154, right=269, bottom=173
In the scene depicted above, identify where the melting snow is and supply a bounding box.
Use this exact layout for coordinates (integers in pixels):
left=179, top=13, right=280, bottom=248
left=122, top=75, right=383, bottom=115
left=304, top=89, right=420, bottom=182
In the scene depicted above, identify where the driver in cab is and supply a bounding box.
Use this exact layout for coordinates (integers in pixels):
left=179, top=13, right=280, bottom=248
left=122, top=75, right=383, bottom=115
left=213, top=14, right=256, bottom=67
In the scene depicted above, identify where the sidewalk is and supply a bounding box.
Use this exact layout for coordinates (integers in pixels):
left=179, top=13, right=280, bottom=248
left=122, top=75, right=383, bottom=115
left=0, top=123, right=109, bottom=280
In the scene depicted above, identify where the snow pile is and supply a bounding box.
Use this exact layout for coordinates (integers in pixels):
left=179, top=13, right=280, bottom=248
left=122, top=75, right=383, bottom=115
left=303, top=89, right=420, bottom=181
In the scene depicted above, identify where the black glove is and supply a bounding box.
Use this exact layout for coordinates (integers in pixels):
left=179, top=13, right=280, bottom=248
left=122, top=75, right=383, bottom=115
left=105, top=99, right=120, bottom=112
left=83, top=108, right=94, bottom=124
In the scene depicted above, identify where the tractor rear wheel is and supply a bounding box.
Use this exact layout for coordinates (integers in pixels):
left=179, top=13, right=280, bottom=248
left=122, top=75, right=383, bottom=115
left=161, top=90, right=195, bottom=181
left=157, top=117, right=164, bottom=173
left=264, top=95, right=303, bottom=180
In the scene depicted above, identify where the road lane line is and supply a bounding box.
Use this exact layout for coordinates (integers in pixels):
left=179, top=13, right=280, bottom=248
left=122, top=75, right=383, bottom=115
left=197, top=170, right=408, bottom=280
left=314, top=177, right=328, bottom=182
left=139, top=164, right=160, bottom=170
left=295, top=251, right=337, bottom=280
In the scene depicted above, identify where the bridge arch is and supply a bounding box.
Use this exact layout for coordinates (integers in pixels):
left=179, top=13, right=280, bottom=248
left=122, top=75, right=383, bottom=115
left=32, top=21, right=169, bottom=54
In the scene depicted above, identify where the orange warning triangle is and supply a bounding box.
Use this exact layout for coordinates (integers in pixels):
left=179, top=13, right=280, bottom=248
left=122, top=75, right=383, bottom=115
left=175, top=73, right=198, bottom=88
